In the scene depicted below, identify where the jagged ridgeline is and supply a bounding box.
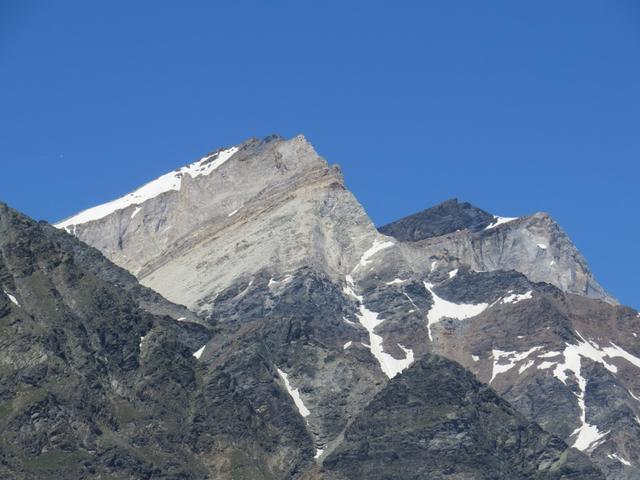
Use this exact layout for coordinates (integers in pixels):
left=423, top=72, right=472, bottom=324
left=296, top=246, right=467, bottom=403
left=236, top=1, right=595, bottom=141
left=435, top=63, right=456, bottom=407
left=0, top=134, right=637, bottom=479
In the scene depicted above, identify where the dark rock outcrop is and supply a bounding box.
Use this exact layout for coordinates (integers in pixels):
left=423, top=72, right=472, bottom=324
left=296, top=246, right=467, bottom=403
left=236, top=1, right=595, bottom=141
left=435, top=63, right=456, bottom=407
left=378, top=198, right=495, bottom=241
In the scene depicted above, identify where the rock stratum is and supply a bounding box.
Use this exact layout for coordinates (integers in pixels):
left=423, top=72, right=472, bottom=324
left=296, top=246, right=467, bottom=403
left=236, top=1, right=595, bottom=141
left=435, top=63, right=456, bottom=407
left=1, top=134, right=637, bottom=479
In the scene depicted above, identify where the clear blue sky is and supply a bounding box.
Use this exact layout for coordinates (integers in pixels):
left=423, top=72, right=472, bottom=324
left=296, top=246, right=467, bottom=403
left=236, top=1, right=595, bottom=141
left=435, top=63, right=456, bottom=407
left=1, top=1, right=638, bottom=309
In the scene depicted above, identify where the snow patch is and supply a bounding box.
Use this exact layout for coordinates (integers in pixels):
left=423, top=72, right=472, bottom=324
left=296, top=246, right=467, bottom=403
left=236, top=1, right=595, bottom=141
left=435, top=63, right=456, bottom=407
left=501, top=290, right=533, bottom=305
left=490, top=347, right=543, bottom=383
left=277, top=368, right=310, bottom=417
left=131, top=206, right=141, bottom=219
left=485, top=216, right=519, bottom=230
left=553, top=334, right=640, bottom=387
left=356, top=304, right=414, bottom=378
left=358, top=239, right=394, bottom=268
left=2, top=290, right=19, bottom=307
left=608, top=453, right=631, bottom=466
left=192, top=344, right=206, bottom=359
left=472, top=355, right=480, bottom=362
left=269, top=274, right=293, bottom=288
left=538, top=361, right=556, bottom=370
left=537, top=243, right=548, bottom=250
left=343, top=341, right=352, bottom=350
left=342, top=316, right=360, bottom=327
left=538, top=351, right=562, bottom=358
left=448, top=269, right=458, bottom=279
left=424, top=282, right=488, bottom=341
left=385, top=278, right=406, bottom=285
left=519, top=360, right=535, bottom=374
left=345, top=276, right=413, bottom=378
left=55, top=146, right=239, bottom=228
left=343, top=275, right=363, bottom=302
left=551, top=333, right=620, bottom=451
left=227, top=209, right=239, bottom=217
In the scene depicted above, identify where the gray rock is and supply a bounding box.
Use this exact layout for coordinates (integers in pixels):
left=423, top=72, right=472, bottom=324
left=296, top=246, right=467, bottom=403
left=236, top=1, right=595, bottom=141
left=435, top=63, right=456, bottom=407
left=50, top=134, right=638, bottom=479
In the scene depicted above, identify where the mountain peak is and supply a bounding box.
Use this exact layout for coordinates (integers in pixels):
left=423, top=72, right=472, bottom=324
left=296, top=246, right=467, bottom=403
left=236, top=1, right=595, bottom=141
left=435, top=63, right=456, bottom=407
left=378, top=198, right=496, bottom=241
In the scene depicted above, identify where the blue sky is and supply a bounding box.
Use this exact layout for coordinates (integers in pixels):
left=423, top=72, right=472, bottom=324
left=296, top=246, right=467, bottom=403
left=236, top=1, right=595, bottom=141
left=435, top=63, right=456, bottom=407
left=1, top=1, right=639, bottom=308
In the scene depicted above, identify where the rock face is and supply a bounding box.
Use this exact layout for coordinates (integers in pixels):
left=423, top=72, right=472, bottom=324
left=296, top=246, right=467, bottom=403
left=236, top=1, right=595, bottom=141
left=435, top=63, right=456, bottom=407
left=380, top=199, right=616, bottom=304
left=0, top=204, right=313, bottom=479
left=378, top=198, right=496, bottom=240
left=323, top=355, right=603, bottom=480
left=52, top=134, right=639, bottom=479
left=0, top=204, right=603, bottom=479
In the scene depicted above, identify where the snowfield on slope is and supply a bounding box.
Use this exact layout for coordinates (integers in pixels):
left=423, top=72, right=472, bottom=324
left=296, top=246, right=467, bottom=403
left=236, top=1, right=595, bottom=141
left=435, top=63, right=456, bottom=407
left=56, top=146, right=238, bottom=228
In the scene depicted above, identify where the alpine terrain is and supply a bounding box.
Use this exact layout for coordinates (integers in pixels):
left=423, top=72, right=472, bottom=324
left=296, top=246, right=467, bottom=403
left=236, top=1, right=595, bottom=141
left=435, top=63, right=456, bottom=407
left=1, top=134, right=637, bottom=479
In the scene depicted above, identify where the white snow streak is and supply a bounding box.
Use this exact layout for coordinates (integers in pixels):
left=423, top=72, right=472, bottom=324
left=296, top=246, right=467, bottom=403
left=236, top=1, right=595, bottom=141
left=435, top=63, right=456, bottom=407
left=56, top=146, right=239, bottom=228
left=490, top=347, right=543, bottom=383
left=343, top=341, right=352, bottom=350
left=277, top=368, right=310, bottom=417
left=608, top=453, right=631, bottom=466
left=358, top=239, right=394, bottom=268
left=484, top=216, right=519, bottom=230
left=3, top=290, right=19, bottom=307
left=269, top=274, right=293, bottom=288
left=538, top=351, right=562, bottom=358
left=501, top=290, right=533, bottom=305
left=448, top=269, right=459, bottom=279
left=549, top=333, right=628, bottom=451
left=192, top=344, right=206, bottom=359
left=227, top=209, right=239, bottom=217
left=424, top=282, right=488, bottom=341
left=344, top=276, right=414, bottom=378
left=355, top=304, right=414, bottom=378
left=537, top=361, right=556, bottom=370
left=385, top=278, right=406, bottom=285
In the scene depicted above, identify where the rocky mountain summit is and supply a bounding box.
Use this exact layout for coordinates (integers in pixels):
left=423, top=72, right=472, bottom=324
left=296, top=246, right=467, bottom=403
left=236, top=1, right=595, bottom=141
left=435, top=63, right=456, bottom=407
left=4, top=134, right=636, bottom=479
left=379, top=198, right=616, bottom=304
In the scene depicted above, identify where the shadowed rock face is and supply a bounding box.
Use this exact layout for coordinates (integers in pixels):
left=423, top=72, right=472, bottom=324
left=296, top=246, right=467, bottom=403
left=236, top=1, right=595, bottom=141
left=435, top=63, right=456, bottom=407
left=378, top=198, right=495, bottom=241
left=0, top=204, right=314, bottom=479
left=51, top=134, right=637, bottom=479
left=322, top=355, right=604, bottom=480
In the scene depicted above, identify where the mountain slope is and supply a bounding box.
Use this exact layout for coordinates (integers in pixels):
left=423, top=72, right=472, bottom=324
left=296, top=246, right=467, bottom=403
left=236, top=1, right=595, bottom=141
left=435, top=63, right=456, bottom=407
left=322, top=355, right=602, bottom=480
left=53, top=134, right=638, bottom=479
left=0, top=203, right=605, bottom=479
left=0, top=203, right=315, bottom=479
